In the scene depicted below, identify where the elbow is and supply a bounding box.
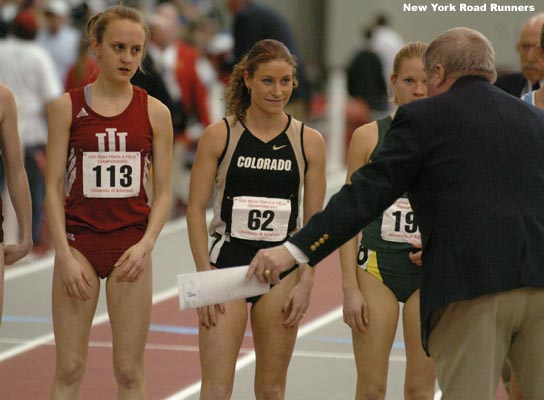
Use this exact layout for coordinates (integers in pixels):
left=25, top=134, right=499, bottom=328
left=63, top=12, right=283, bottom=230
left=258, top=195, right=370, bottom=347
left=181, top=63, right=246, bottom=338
left=151, top=186, right=172, bottom=207
left=186, top=201, right=206, bottom=224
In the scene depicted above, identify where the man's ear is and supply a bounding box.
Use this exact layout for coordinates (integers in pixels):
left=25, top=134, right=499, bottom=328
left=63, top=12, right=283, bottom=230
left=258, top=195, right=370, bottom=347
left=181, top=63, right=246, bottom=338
left=435, top=64, right=447, bottom=86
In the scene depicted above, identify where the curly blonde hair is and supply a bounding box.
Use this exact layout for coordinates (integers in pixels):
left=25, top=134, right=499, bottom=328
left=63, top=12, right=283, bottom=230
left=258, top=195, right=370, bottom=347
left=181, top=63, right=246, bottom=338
left=225, top=39, right=298, bottom=123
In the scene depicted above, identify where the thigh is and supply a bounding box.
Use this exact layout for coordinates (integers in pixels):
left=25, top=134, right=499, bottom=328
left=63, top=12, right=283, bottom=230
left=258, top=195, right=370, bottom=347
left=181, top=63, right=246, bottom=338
left=199, top=299, right=248, bottom=385
left=353, top=269, right=400, bottom=384
left=0, top=245, right=4, bottom=321
left=52, top=248, right=101, bottom=363
left=428, top=295, right=508, bottom=400
left=402, top=290, right=436, bottom=393
left=106, top=253, right=152, bottom=366
left=251, top=270, right=300, bottom=384
left=203, top=238, right=257, bottom=383
left=509, top=288, right=544, bottom=400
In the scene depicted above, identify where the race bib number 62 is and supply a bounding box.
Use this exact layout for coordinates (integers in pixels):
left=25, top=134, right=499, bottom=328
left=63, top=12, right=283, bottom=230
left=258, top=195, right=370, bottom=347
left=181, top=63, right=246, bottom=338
left=83, top=152, right=141, bottom=198
left=231, top=196, right=291, bottom=241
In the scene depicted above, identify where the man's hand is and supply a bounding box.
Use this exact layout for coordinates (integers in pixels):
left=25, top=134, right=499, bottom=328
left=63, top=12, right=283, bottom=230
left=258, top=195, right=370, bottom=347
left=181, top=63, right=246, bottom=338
left=246, top=245, right=296, bottom=284
left=409, top=240, right=422, bottom=267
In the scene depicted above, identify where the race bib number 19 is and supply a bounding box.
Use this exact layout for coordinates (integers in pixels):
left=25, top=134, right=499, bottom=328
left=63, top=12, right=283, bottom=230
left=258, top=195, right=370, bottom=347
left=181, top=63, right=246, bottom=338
left=231, top=196, right=291, bottom=241
left=380, top=198, right=421, bottom=243
left=83, top=152, right=141, bottom=198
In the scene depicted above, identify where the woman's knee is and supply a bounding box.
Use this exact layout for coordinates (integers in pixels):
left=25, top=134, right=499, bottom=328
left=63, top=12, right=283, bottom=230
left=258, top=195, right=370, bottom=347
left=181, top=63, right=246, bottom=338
left=356, top=380, right=387, bottom=400
left=404, top=383, right=435, bottom=400
left=55, top=355, right=86, bottom=386
left=114, top=361, right=144, bottom=389
left=254, top=382, right=285, bottom=400
left=200, top=380, right=233, bottom=400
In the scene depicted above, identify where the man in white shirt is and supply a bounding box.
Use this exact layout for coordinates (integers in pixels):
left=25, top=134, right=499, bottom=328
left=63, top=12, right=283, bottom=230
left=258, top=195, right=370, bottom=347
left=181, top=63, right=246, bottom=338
left=369, top=14, right=405, bottom=91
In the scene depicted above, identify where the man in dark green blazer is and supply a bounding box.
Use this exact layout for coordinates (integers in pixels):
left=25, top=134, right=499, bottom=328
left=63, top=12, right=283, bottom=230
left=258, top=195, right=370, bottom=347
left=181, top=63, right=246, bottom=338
left=248, top=27, right=544, bottom=399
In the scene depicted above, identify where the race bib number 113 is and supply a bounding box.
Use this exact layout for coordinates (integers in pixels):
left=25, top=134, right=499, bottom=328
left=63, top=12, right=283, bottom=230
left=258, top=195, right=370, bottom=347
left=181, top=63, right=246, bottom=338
left=83, top=152, right=141, bottom=198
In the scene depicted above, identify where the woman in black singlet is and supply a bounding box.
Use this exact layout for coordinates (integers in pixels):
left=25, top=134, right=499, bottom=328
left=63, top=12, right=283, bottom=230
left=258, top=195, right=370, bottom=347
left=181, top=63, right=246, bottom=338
left=187, top=39, right=326, bottom=399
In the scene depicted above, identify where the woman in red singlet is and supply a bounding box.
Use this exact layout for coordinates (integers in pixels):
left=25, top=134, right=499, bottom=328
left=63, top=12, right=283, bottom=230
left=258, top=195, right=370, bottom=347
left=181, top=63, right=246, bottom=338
left=46, top=6, right=172, bottom=398
left=0, top=84, right=33, bottom=323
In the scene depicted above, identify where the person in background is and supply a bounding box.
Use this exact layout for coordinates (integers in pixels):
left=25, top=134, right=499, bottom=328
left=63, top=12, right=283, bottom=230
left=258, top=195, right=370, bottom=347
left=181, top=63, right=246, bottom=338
left=522, top=21, right=544, bottom=108
left=248, top=27, right=544, bottom=399
left=340, top=41, right=436, bottom=400
left=46, top=5, right=172, bottom=398
left=64, top=39, right=98, bottom=91
left=131, top=9, right=187, bottom=138
left=0, top=1, right=17, bottom=38
left=37, top=0, right=80, bottom=84
left=0, top=84, right=32, bottom=322
left=345, top=25, right=390, bottom=162
left=146, top=2, right=211, bottom=138
left=507, top=19, right=544, bottom=400
left=187, top=39, right=326, bottom=399
left=189, top=14, right=231, bottom=121
left=497, top=13, right=544, bottom=400
left=224, top=0, right=311, bottom=121
left=0, top=9, right=63, bottom=255
left=132, top=2, right=210, bottom=217
left=368, top=13, right=405, bottom=93
left=496, top=13, right=544, bottom=97
left=346, top=27, right=389, bottom=115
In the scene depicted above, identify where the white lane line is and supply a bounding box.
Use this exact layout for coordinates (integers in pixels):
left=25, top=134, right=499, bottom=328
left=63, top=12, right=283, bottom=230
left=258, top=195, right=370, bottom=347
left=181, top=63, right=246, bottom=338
left=291, top=350, right=408, bottom=363
left=1, top=171, right=348, bottom=378
left=0, top=338, right=257, bottom=357
left=1, top=219, right=187, bottom=361
left=163, top=306, right=344, bottom=400
left=5, top=255, right=55, bottom=280
left=0, top=331, right=55, bottom=362
left=0, top=286, right=179, bottom=362
left=163, top=305, right=441, bottom=400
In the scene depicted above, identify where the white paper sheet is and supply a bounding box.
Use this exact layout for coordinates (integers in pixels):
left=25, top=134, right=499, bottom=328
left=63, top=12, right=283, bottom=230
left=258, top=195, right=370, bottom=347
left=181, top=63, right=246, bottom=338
left=177, top=266, right=270, bottom=310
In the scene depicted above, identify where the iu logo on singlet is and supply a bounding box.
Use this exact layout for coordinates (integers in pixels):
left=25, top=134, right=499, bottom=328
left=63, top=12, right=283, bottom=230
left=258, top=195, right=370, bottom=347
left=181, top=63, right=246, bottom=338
left=95, top=128, right=128, bottom=152
left=82, top=127, right=140, bottom=198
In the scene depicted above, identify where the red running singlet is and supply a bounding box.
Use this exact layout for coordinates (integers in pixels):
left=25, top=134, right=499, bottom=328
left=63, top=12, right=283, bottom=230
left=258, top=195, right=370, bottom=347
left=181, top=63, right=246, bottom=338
left=65, top=86, right=153, bottom=233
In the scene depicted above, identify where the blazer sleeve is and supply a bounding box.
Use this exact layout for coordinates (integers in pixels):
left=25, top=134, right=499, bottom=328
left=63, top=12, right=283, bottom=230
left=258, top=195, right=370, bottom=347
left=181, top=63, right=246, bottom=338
left=290, top=105, right=426, bottom=266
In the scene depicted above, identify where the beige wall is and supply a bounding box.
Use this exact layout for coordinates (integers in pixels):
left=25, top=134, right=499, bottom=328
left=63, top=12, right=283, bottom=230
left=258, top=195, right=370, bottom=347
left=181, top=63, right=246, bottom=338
left=226, top=1, right=540, bottom=75
left=257, top=0, right=544, bottom=69
left=325, top=0, right=540, bottom=71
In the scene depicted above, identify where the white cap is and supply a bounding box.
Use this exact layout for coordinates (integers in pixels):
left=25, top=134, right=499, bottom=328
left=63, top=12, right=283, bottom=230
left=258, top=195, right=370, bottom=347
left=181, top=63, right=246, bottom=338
left=44, top=0, right=70, bottom=16
left=207, top=32, right=234, bottom=55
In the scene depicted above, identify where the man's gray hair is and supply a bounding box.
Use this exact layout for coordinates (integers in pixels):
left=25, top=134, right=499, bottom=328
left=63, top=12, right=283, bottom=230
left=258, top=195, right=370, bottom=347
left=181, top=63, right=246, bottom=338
left=424, top=27, right=497, bottom=83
